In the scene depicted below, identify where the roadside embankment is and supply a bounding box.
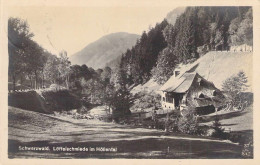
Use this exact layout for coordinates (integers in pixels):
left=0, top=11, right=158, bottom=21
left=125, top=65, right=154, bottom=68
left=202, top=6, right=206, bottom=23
left=8, top=89, right=81, bottom=114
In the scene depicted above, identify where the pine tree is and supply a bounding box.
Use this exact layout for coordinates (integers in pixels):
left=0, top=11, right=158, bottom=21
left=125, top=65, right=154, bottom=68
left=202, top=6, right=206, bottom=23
left=211, top=115, right=225, bottom=138
left=111, top=67, right=132, bottom=120
left=151, top=48, right=177, bottom=84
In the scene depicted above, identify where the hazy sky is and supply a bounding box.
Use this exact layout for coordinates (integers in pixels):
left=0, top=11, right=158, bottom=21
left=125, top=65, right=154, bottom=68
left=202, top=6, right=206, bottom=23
left=8, top=6, right=175, bottom=56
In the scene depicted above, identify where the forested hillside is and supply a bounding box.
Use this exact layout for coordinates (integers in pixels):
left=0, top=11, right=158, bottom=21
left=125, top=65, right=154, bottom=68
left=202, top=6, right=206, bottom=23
left=119, top=7, right=253, bottom=86
left=120, top=20, right=169, bottom=84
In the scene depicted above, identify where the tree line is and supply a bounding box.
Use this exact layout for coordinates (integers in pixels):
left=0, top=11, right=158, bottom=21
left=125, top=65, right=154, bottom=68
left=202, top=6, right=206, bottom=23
left=119, top=7, right=253, bottom=86
left=8, top=17, right=71, bottom=91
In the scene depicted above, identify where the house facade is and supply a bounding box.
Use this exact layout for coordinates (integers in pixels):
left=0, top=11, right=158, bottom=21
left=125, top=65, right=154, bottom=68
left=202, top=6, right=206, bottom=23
left=160, top=71, right=225, bottom=115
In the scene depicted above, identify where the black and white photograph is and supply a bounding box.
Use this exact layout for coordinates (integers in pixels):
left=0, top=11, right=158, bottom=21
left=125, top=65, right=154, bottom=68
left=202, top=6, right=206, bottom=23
left=2, top=0, right=257, bottom=160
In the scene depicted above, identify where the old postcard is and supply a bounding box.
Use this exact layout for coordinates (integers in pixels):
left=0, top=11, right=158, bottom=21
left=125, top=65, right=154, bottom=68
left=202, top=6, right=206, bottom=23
left=0, top=0, right=260, bottom=164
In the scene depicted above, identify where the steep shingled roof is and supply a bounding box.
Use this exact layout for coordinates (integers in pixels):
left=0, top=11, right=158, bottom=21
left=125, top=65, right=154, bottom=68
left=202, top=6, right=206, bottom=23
left=160, top=72, right=197, bottom=93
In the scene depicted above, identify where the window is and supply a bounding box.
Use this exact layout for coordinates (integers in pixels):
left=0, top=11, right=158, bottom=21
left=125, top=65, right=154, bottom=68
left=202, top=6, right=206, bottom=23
left=199, top=93, right=205, bottom=98
left=197, top=78, right=202, bottom=85
left=166, top=96, right=173, bottom=103
left=163, top=97, right=165, bottom=102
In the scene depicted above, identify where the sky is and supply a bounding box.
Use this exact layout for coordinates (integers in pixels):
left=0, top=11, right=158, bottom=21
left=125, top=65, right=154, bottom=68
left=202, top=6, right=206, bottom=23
left=8, top=6, right=175, bottom=56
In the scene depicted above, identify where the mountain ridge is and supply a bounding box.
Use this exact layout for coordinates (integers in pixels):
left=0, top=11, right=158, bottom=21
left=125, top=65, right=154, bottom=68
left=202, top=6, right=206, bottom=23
left=69, top=32, right=140, bottom=69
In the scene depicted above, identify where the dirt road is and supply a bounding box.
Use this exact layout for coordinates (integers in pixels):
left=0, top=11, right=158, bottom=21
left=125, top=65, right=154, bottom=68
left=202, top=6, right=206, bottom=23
left=8, top=106, right=243, bottom=158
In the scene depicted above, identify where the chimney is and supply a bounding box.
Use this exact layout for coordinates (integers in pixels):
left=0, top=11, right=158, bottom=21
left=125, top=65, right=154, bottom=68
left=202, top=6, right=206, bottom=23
left=175, top=70, right=180, bottom=77
left=173, top=65, right=181, bottom=77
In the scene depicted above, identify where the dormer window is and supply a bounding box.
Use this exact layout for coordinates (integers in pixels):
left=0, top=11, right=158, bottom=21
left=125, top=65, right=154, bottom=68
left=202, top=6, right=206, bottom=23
left=175, top=70, right=180, bottom=77
left=213, top=90, right=217, bottom=96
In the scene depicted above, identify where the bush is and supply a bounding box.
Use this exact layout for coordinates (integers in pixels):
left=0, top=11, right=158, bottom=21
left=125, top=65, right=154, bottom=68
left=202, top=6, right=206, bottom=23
left=131, top=91, right=161, bottom=112
left=167, top=117, right=179, bottom=132
left=242, top=137, right=253, bottom=158
left=197, top=125, right=212, bottom=136
left=177, top=109, right=199, bottom=134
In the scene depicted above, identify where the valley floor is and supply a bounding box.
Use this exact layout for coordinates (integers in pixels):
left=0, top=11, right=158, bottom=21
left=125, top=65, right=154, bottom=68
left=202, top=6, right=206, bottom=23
left=8, top=106, right=246, bottom=159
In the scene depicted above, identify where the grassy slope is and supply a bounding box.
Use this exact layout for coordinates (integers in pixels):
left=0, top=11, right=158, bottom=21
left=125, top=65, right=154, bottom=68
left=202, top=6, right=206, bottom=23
left=199, top=105, right=253, bottom=132
left=8, top=91, right=50, bottom=113
left=8, top=89, right=81, bottom=114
